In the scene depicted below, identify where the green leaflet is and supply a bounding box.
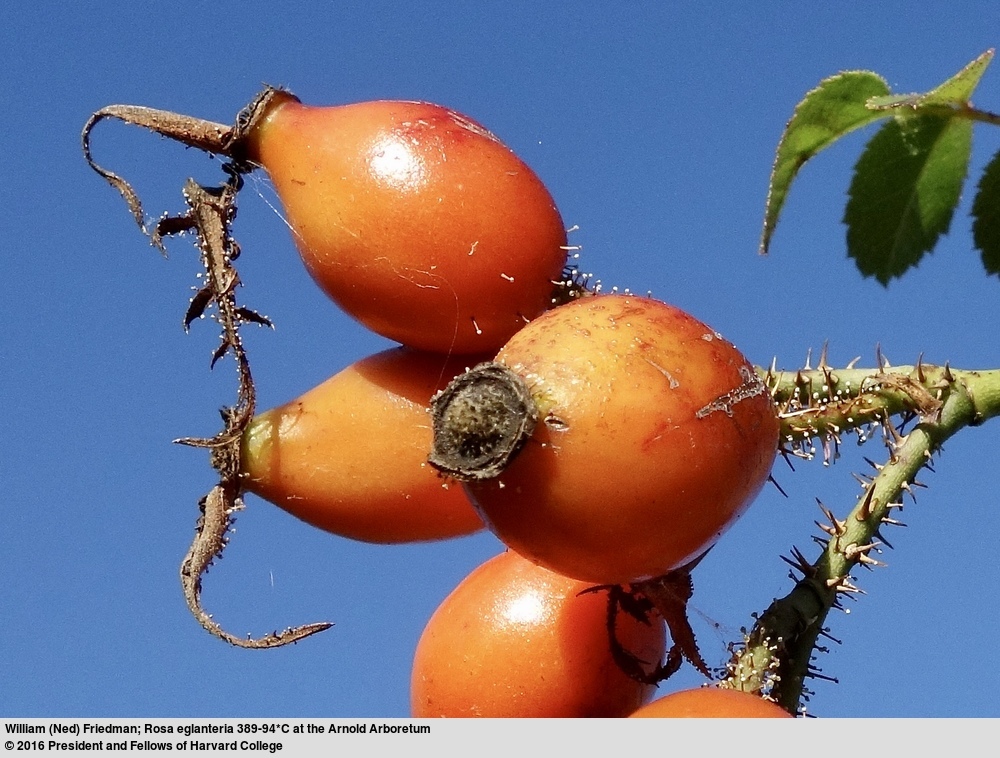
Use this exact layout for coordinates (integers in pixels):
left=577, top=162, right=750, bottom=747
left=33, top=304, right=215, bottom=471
left=902, top=48, right=992, bottom=106
left=971, top=148, right=1000, bottom=277
left=759, top=71, right=890, bottom=255
left=864, top=50, right=993, bottom=114
left=842, top=51, right=992, bottom=284
left=761, top=50, right=996, bottom=284
left=844, top=115, right=972, bottom=285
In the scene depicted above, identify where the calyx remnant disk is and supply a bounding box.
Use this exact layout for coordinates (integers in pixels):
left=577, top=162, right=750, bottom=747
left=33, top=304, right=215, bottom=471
left=428, top=362, right=538, bottom=481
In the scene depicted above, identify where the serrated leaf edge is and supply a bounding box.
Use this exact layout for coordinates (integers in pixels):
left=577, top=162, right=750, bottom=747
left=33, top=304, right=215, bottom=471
left=760, top=70, right=891, bottom=255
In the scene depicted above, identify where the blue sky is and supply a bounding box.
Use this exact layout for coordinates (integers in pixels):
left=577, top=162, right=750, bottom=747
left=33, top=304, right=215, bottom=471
left=3, top=2, right=1000, bottom=718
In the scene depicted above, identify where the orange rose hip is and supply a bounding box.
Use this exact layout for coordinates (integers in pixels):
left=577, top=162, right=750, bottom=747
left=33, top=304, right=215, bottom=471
left=243, top=91, right=568, bottom=354
left=241, top=348, right=484, bottom=543
left=430, top=294, right=780, bottom=583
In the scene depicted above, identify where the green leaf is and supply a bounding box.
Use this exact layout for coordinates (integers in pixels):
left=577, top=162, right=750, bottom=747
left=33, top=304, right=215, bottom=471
left=922, top=48, right=993, bottom=104
left=865, top=50, right=993, bottom=113
left=844, top=115, right=972, bottom=285
left=971, top=148, right=1000, bottom=277
left=760, top=71, right=891, bottom=255
left=866, top=94, right=924, bottom=110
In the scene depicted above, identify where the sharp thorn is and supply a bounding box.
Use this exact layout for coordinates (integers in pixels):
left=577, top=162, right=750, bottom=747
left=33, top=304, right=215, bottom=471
left=872, top=528, right=895, bottom=550
left=781, top=554, right=805, bottom=575
left=782, top=545, right=816, bottom=577
left=816, top=499, right=846, bottom=535
left=874, top=343, right=891, bottom=369
left=852, top=472, right=874, bottom=487
left=857, top=552, right=886, bottom=567
left=837, top=581, right=865, bottom=595
left=818, top=628, right=842, bottom=645
left=816, top=521, right=837, bottom=536
left=805, top=669, right=840, bottom=684
left=843, top=541, right=880, bottom=560
left=856, top=486, right=877, bottom=522
left=822, top=365, right=836, bottom=390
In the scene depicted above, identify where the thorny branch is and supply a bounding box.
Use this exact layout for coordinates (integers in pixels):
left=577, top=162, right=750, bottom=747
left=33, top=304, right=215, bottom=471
left=82, top=114, right=331, bottom=648
left=725, top=354, right=1000, bottom=713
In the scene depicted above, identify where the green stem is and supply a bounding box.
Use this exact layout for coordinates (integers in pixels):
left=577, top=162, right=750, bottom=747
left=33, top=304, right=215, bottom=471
left=727, top=365, right=1000, bottom=713
left=870, top=101, right=1000, bottom=128
left=951, top=103, right=1000, bottom=128
left=762, top=363, right=995, bottom=445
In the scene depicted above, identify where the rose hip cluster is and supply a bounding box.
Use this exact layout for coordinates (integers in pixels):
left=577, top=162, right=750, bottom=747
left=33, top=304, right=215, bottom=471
left=92, top=88, right=783, bottom=717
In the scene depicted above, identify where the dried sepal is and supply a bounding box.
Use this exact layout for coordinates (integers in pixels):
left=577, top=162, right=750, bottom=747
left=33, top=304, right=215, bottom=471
left=593, top=584, right=680, bottom=686
left=83, top=110, right=331, bottom=647
left=235, top=307, right=274, bottom=329
left=184, top=286, right=215, bottom=330
left=629, top=555, right=712, bottom=680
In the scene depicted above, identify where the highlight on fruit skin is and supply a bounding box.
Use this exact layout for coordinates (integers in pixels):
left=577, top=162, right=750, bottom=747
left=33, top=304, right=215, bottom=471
left=429, top=293, right=781, bottom=585
left=628, top=686, right=793, bottom=718
left=410, top=550, right=666, bottom=718
left=240, top=347, right=485, bottom=543
left=241, top=89, right=569, bottom=355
